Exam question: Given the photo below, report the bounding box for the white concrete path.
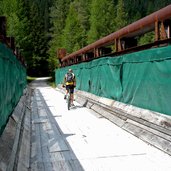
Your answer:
[30,80,171,171]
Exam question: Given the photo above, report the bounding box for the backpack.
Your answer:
[66,72,74,83]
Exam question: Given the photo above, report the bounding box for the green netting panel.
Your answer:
[0,43,26,135]
[56,45,171,116]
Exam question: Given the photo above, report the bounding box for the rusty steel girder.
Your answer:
[61,5,171,64]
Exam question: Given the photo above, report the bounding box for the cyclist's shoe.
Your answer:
[64,95,66,99]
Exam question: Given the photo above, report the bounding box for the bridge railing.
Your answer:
[59,5,171,67]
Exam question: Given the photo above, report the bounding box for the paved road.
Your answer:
[30,78,171,171]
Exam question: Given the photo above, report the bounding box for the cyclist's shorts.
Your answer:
[66,85,75,94]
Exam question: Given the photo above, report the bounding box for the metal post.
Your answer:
[155,21,159,41]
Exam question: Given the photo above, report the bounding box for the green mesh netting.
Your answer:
[0,43,26,135]
[55,45,171,116]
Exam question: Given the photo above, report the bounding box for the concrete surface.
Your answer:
[29,79,171,171]
[1,78,171,171]
[70,86,171,156]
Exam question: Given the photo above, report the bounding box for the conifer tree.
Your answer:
[48,0,71,73]
[62,0,90,53]
[27,1,50,76]
[115,0,128,30]
[87,0,116,44]
[0,0,18,37]
[0,0,2,15]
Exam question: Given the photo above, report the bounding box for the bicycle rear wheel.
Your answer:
[67,94,71,110]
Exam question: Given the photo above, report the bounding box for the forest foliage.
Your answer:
[0,0,171,76]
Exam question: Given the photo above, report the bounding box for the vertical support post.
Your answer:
[99,48,102,56]
[114,39,118,52]
[168,25,170,38]
[155,21,159,41]
[118,38,122,51]
[160,21,167,40]
[114,38,122,52]
[93,48,95,57]
[57,48,66,65]
[82,54,85,61]
[96,48,100,57]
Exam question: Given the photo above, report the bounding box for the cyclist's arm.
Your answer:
[73,76,76,87]
[63,75,67,87]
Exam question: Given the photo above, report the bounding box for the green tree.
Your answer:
[115,0,128,30]
[48,0,71,72]
[14,0,34,76]
[146,0,171,15]
[124,0,146,24]
[0,0,19,37]
[27,1,50,76]
[62,0,90,53]
[0,0,2,15]
[87,0,116,44]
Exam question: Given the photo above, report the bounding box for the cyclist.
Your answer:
[63,69,76,106]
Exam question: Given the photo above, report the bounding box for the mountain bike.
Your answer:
[66,88,72,110]
[63,84,74,110]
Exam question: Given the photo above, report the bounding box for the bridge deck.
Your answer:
[29,79,171,171]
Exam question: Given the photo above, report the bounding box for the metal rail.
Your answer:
[60,5,171,67]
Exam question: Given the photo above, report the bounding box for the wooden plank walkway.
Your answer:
[30,79,171,171]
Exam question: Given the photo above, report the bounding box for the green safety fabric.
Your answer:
[0,43,26,135]
[55,45,171,116]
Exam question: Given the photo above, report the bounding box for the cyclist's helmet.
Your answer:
[68,68,72,72]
